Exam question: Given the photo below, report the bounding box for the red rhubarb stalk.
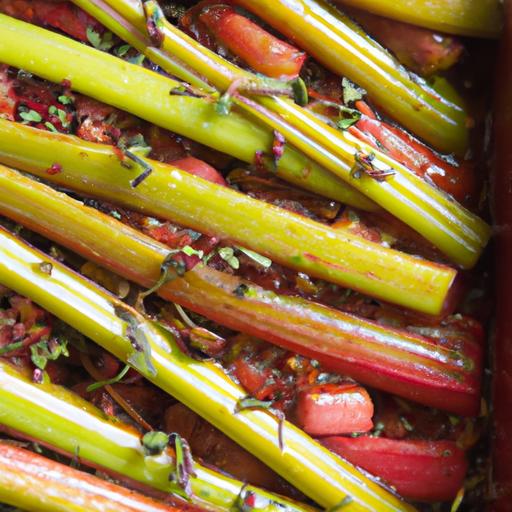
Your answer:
[321,436,468,503]
[0,165,481,415]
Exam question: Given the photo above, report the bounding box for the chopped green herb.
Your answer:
[291,77,309,107]
[127,53,146,66]
[19,110,42,123]
[0,340,24,356]
[182,245,204,259]
[30,337,69,370]
[236,247,272,269]
[86,363,130,392]
[142,431,169,456]
[115,44,131,57]
[86,27,102,49]
[218,247,239,269]
[216,92,233,116]
[58,95,73,105]
[56,108,69,127]
[86,27,115,51]
[49,106,69,127]
[342,77,366,105]
[44,121,58,133]
[337,112,361,130]
[236,397,273,412]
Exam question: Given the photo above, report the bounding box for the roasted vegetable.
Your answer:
[0,165,481,414]
[71,0,491,267]
[0,442,191,512]
[232,0,470,155]
[0,360,312,512]
[0,226,415,510]
[0,121,460,315]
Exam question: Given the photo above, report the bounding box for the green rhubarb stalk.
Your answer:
[69,1,490,268]
[0,120,457,315]
[71,0,246,91]
[0,442,186,512]
[332,0,503,38]
[0,13,371,210]
[0,165,480,415]
[0,228,415,511]
[0,361,312,512]
[232,0,469,155]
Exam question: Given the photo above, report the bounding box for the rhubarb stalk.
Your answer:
[71,0,491,268]
[0,164,481,415]
[0,121,458,315]
[0,227,415,511]
[0,360,312,512]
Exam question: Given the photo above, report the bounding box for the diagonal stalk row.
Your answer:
[0,119,458,315]
[0,227,414,511]
[0,12,371,210]
[0,360,312,512]
[0,12,491,268]
[70,0,490,268]
[232,0,469,155]
[0,442,191,512]
[0,164,481,415]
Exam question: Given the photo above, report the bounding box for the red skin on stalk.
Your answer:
[342,6,463,76]
[182,1,306,79]
[321,436,467,502]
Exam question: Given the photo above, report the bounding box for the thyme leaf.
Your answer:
[30,337,69,370]
[142,431,169,456]
[290,77,309,106]
[19,109,42,123]
[86,28,115,51]
[236,247,272,269]
[342,77,366,105]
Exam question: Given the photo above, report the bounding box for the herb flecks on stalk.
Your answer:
[0,360,315,512]
[63,2,371,208]
[0,165,481,415]
[0,227,416,510]
[68,1,490,267]
[0,118,458,315]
